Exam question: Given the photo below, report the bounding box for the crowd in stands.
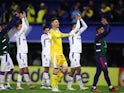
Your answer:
[0,0,124,24]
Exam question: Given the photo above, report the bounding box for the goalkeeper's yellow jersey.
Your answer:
[49,29,68,55]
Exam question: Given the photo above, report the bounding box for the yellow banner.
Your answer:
[8,66,119,85]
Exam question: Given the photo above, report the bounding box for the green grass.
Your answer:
[1,84,124,93]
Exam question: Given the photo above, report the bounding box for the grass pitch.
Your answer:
[0,84,124,93]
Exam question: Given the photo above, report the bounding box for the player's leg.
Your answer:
[57,55,68,83]
[16,53,24,90]
[71,52,87,90]
[41,53,46,89]
[41,67,51,89]
[16,68,23,90]
[51,68,59,91]
[5,53,14,90]
[67,52,76,90]
[0,71,5,90]
[22,54,35,89]
[67,68,76,90]
[91,55,102,92]
[41,54,51,89]
[51,54,60,91]
[0,54,10,90]
[75,67,88,90]
[101,56,119,92]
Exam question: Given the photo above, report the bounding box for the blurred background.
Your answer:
[0,0,124,67]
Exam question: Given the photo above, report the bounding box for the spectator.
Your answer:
[110,3,118,22]
[58,8,69,23]
[100,3,111,20]
[36,3,46,23]
[27,3,35,23]
[88,0,98,21]
[51,9,59,19]
[2,8,12,23]
[115,0,124,21]
[42,8,52,25]
[10,1,18,13]
[0,3,6,23]
[82,5,94,21]
[71,5,81,23]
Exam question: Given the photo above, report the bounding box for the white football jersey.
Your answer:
[69,19,88,53]
[15,18,29,54]
[41,34,50,55]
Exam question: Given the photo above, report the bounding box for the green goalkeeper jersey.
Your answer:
[94,37,107,56]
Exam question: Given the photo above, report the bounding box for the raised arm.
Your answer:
[96,18,111,41]
[96,24,111,41]
[21,11,29,30]
[16,12,29,36]
[69,14,81,36]
[1,14,19,36]
[76,18,88,36]
[71,19,80,33]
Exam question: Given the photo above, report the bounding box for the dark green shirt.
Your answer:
[0,34,10,55]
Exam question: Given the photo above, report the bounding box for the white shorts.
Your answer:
[42,53,51,67]
[0,53,14,72]
[69,52,81,68]
[17,53,28,69]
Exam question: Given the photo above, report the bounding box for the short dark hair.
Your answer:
[96,25,102,32]
[50,17,58,24]
[43,26,49,30]
[71,23,76,30]
[15,19,22,28]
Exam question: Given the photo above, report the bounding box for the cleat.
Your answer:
[67,87,76,90]
[28,85,36,89]
[52,88,61,92]
[47,85,52,89]
[5,85,13,90]
[80,86,88,90]
[109,87,119,92]
[40,85,47,89]
[91,88,101,92]
[16,86,24,90]
[0,86,8,90]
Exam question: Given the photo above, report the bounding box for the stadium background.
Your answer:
[0,0,124,86]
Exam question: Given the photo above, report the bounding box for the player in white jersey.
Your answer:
[67,14,88,90]
[40,26,52,89]
[15,11,35,90]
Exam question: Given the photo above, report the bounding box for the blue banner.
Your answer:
[10,25,124,43]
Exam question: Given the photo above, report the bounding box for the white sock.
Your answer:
[17,74,22,87]
[44,72,50,86]
[109,85,113,89]
[76,75,83,89]
[41,72,46,86]
[92,86,96,89]
[67,75,73,88]
[0,75,4,87]
[24,74,30,86]
[6,74,12,86]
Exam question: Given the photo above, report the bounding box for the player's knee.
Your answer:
[44,67,49,73]
[62,66,68,72]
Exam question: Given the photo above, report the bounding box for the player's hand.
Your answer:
[76,14,81,20]
[23,11,26,18]
[19,13,23,19]
[101,18,108,25]
[69,31,76,36]
[15,12,20,17]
